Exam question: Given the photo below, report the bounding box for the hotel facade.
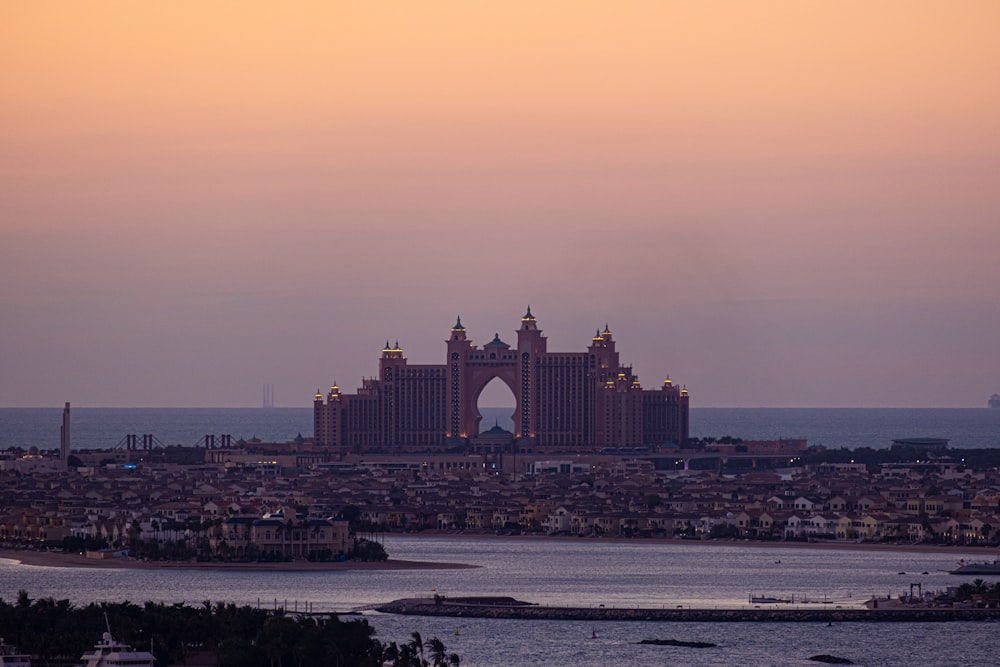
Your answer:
[314,309,688,453]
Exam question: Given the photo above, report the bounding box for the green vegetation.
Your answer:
[1,592,458,667]
[352,538,389,561]
[708,523,741,539]
[949,579,1000,604]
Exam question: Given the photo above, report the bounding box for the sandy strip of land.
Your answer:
[396,531,1000,556]
[0,549,477,571]
[3,537,994,571]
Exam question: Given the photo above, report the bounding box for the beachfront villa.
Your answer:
[212,511,349,560]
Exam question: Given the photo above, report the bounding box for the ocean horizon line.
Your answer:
[1,405,993,410]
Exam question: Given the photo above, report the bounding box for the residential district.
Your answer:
[2,434,1000,559]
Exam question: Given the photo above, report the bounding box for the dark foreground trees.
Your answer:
[0,592,458,667]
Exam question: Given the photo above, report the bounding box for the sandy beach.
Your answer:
[3,536,994,572]
[399,531,1000,556]
[0,549,478,571]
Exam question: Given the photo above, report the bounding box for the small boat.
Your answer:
[0,638,31,667]
[77,622,154,667]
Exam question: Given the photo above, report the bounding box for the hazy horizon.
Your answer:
[2,3,998,409]
[2,403,996,411]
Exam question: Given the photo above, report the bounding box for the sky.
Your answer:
[1,1,998,409]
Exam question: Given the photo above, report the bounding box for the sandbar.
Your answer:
[394,531,1000,556]
[0,549,477,571]
[3,536,994,572]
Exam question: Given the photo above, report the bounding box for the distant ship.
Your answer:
[990,394,1000,409]
[949,558,1000,575]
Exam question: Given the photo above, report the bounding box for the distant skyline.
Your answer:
[2,2,998,409]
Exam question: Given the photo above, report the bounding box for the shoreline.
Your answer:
[390,531,1000,557]
[3,535,995,571]
[0,549,478,572]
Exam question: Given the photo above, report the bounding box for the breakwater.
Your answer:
[374,597,1000,622]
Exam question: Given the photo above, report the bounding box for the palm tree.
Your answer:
[395,642,420,667]
[127,520,142,550]
[424,637,447,666]
[309,523,322,560]
[408,631,425,666]
[382,641,399,664]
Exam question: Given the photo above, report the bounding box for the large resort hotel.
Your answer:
[314,309,689,454]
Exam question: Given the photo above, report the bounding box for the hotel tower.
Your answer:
[314,309,688,453]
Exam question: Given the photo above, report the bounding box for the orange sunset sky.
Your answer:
[1,1,998,408]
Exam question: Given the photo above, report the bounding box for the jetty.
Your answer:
[374,596,1000,623]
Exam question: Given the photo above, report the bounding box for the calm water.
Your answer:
[1,538,997,666]
[1,407,998,450]
[692,407,1000,450]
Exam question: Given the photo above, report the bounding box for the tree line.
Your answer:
[0,592,458,667]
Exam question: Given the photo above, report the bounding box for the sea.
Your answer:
[1,537,997,666]
[1,406,999,451]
